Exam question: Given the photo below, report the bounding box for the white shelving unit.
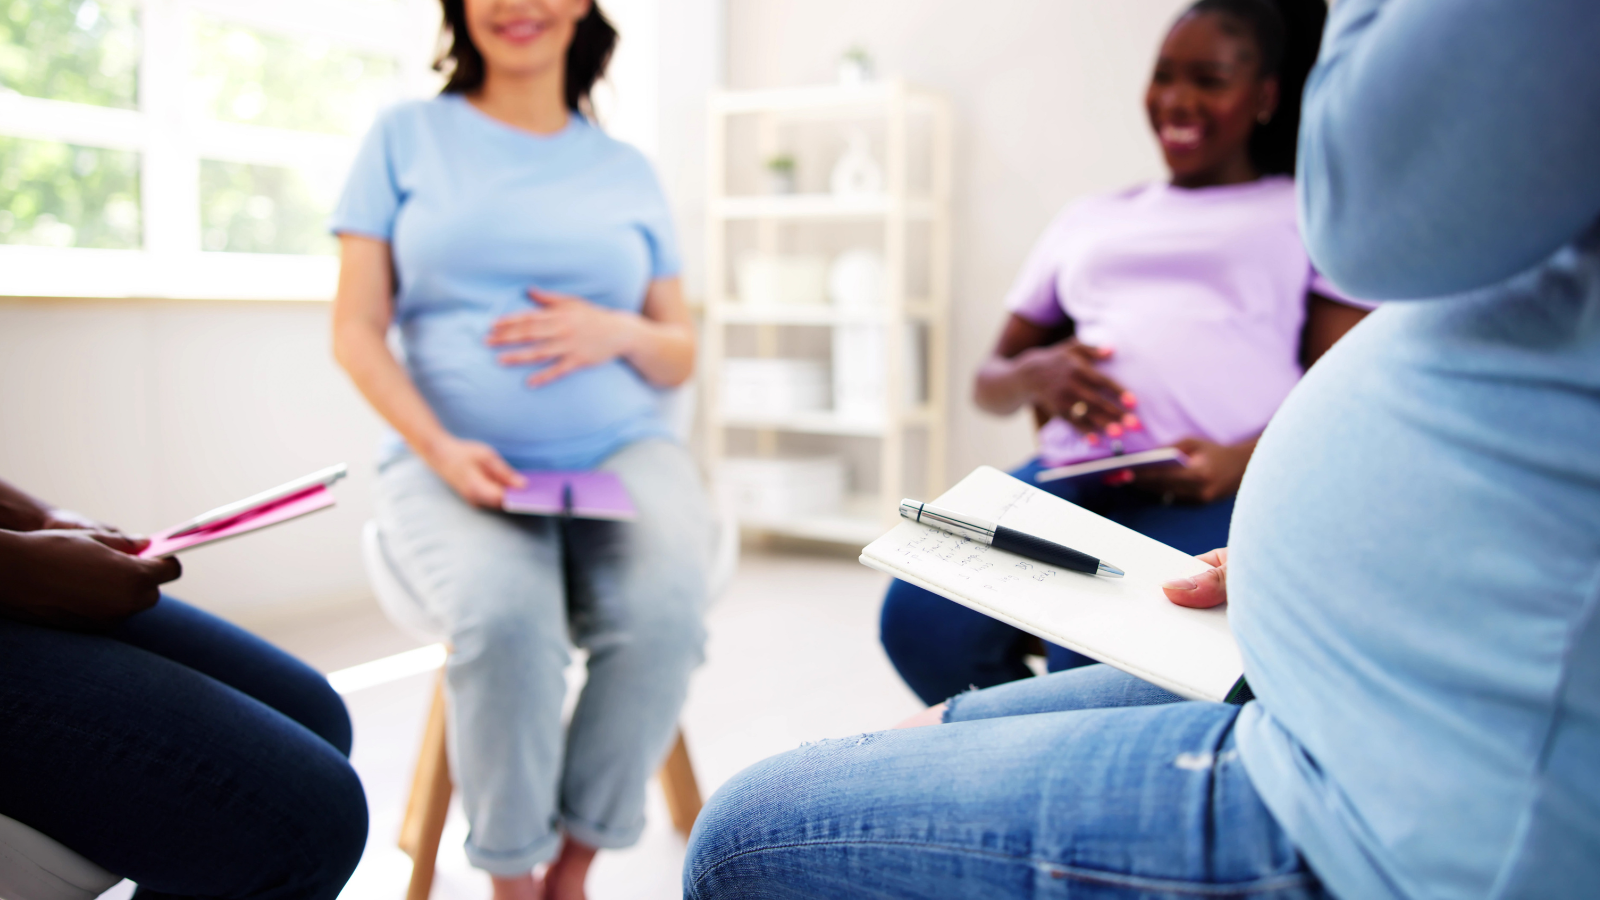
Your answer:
[703,80,953,546]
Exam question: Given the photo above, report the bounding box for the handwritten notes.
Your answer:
[861,466,1243,702]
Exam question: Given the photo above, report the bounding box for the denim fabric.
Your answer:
[374,437,710,875]
[880,458,1235,705]
[944,662,1185,723]
[0,596,366,899]
[685,667,1324,899]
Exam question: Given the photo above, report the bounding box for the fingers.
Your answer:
[87,531,147,555]
[1162,559,1227,608]
[527,358,581,387]
[481,452,526,489]
[527,288,580,307]
[140,555,182,585]
[488,315,563,347]
[1197,547,1228,568]
[496,344,562,365]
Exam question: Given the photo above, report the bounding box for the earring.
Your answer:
[1258,110,1273,124]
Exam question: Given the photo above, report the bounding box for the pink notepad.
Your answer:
[502,471,636,521]
[140,485,337,558]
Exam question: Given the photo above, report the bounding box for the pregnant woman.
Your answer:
[880,0,1371,705]
[331,1,709,897]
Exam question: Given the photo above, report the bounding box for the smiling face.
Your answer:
[462,0,592,86]
[1146,10,1279,188]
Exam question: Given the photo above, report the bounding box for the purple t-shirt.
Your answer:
[1006,176,1367,466]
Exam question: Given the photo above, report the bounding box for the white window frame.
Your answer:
[0,0,441,301]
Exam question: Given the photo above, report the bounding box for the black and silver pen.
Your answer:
[899,499,1125,578]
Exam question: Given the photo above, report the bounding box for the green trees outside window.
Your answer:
[193,17,399,137]
[200,161,335,256]
[0,137,141,249]
[0,0,140,108]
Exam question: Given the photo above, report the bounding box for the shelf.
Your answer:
[712,193,936,221]
[712,302,935,325]
[737,493,891,546]
[711,82,944,116]
[718,407,934,436]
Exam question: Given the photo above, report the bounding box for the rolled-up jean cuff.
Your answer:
[465,832,562,877]
[562,811,646,851]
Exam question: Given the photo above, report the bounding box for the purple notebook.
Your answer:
[502,470,637,521]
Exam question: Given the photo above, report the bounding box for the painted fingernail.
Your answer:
[1163,577,1198,591]
[1121,391,1138,408]
[1085,433,1101,446]
[1123,413,1141,431]
[1105,423,1124,438]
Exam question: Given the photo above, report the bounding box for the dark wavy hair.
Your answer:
[1183,0,1327,176]
[434,1,618,115]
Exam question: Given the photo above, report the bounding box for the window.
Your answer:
[0,0,440,299]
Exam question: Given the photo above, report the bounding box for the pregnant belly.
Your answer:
[407,334,659,449]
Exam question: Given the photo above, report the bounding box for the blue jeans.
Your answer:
[881,458,1236,705]
[375,437,711,875]
[685,665,1326,899]
[0,596,366,899]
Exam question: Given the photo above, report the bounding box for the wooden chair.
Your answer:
[397,666,702,900]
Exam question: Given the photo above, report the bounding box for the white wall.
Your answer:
[724,0,1190,478]
[0,298,384,626]
[597,0,724,299]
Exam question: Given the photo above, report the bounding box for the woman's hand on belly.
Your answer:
[1131,435,1257,504]
[1018,339,1131,432]
[422,435,526,508]
[488,288,638,387]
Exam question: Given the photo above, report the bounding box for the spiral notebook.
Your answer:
[859,466,1245,703]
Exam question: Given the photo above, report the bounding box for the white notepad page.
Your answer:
[860,466,1243,702]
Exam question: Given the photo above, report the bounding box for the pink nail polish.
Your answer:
[1120,391,1138,408]
[1105,423,1124,438]
[1123,413,1141,431]
[1085,433,1101,446]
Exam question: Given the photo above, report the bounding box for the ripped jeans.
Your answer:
[684,664,1328,899]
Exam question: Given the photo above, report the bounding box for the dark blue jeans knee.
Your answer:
[0,596,367,899]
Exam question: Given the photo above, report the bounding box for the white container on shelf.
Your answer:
[719,455,847,521]
[720,358,830,417]
[831,323,924,420]
[827,249,885,309]
[735,255,828,306]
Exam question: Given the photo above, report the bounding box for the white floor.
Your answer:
[107,549,921,900]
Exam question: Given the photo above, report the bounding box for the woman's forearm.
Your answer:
[615,313,696,388]
[974,351,1042,416]
[333,324,455,463]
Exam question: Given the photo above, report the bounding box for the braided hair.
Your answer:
[1183,0,1327,175]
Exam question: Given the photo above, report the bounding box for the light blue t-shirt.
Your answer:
[331,95,680,470]
[1230,1,1600,898]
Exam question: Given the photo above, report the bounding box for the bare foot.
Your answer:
[544,836,598,900]
[893,702,948,729]
[491,871,541,900]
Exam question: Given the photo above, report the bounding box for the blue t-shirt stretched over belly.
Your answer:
[330,95,678,470]
[1231,1,1600,898]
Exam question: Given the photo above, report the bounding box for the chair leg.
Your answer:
[658,728,702,838]
[401,669,453,900]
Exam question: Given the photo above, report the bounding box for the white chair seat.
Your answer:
[0,813,119,900]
